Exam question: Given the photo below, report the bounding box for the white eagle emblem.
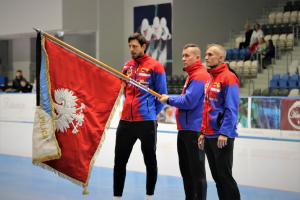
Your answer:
[53,88,86,134]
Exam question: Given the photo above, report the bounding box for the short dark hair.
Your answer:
[128,32,148,47]
[183,43,200,49]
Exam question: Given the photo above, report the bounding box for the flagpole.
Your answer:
[33,28,162,99]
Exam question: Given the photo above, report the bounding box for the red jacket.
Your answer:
[121,55,167,121]
[201,63,240,138]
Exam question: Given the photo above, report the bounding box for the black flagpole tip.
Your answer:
[33,27,41,33]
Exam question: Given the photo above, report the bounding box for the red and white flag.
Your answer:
[32,33,122,192]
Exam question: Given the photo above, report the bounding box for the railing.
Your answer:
[286,51,293,73]
[258,53,263,73]
[267,65,274,88]
[244,79,255,96]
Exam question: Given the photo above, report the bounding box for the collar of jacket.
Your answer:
[208,63,228,77]
[183,60,204,76]
[134,54,149,65]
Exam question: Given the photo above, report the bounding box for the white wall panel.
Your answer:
[0,0,63,36]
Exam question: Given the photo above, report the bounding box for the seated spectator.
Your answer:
[239,23,253,49]
[249,23,264,48]
[19,80,33,93]
[12,70,28,91]
[249,38,259,58]
[257,37,267,66]
[262,39,275,68]
[257,37,267,54]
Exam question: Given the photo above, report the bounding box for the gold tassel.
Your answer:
[82,186,89,195]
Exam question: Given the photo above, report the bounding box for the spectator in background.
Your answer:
[257,37,267,54]
[262,39,275,68]
[12,70,27,91]
[249,23,264,48]
[19,79,33,93]
[249,38,259,58]
[239,23,253,49]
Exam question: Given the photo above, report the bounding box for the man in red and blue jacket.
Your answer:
[113,33,167,200]
[200,44,240,200]
[159,44,210,200]
[120,54,166,121]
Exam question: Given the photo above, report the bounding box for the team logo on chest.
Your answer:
[209,82,221,101]
[126,67,133,77]
[211,82,221,92]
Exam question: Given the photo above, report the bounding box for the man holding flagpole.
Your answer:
[113,33,167,200]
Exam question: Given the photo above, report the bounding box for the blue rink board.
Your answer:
[0,154,299,200]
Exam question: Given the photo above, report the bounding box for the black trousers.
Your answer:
[113,120,157,196]
[205,138,240,200]
[177,130,207,200]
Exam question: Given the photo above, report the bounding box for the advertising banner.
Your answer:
[280,99,300,131]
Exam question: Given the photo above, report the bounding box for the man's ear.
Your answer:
[219,55,225,63]
[142,43,147,50]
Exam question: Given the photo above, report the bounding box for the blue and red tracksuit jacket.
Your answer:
[168,61,211,132]
[201,63,240,138]
[120,54,167,121]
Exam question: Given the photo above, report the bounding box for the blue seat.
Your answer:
[270,80,279,89]
[226,49,233,61]
[282,73,289,80]
[279,74,289,89]
[0,76,8,89]
[288,74,300,89]
[272,74,281,80]
[240,48,250,60]
[232,48,239,61]
[279,79,288,88]
[270,74,280,89]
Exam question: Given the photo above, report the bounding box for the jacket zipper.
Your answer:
[147,97,150,113]
[183,78,190,126]
[130,88,135,121]
[186,111,188,125]
[204,79,213,133]
[130,66,137,121]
